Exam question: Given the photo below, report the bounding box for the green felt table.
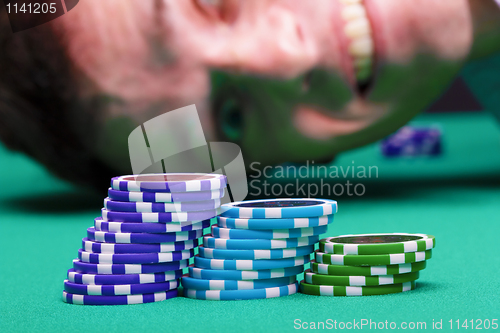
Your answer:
[1,112,500,332]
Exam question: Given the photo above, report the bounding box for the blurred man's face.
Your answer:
[55,0,473,170]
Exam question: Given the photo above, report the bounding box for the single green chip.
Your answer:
[311,260,427,276]
[299,280,417,296]
[315,249,432,266]
[319,233,435,255]
[304,270,419,286]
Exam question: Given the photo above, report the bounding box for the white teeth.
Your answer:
[344,18,371,39]
[341,0,374,83]
[349,36,373,57]
[339,0,362,5]
[341,4,367,21]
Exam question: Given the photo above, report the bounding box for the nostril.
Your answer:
[296,24,304,43]
[193,0,222,21]
[220,0,240,24]
[193,0,240,24]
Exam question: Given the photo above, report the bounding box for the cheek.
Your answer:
[369,0,472,64]
[55,0,211,104]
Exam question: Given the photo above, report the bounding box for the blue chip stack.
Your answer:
[181,198,337,301]
[62,173,227,305]
[381,125,442,157]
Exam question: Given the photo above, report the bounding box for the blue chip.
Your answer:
[188,265,305,280]
[203,235,320,250]
[193,255,310,271]
[211,224,328,239]
[198,245,314,260]
[183,282,298,300]
[217,215,334,230]
[220,198,337,219]
[181,275,295,290]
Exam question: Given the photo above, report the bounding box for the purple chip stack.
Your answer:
[62,173,226,305]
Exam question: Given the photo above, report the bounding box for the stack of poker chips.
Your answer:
[62,173,227,306]
[181,198,338,301]
[300,233,435,296]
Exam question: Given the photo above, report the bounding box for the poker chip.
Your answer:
[319,234,435,255]
[87,227,203,244]
[104,197,222,213]
[380,126,442,158]
[94,218,211,234]
[210,224,328,240]
[77,248,194,264]
[110,173,227,193]
[72,259,189,275]
[217,215,334,230]
[185,197,334,300]
[300,280,416,296]
[101,208,220,223]
[108,188,225,203]
[203,235,320,250]
[81,238,198,254]
[67,269,183,285]
[64,279,179,296]
[193,255,310,271]
[302,234,435,297]
[62,173,229,305]
[181,275,296,291]
[220,198,337,219]
[183,281,298,300]
[198,245,315,260]
[63,289,178,305]
[315,249,432,266]
[188,265,305,280]
[304,270,420,286]
[311,260,427,276]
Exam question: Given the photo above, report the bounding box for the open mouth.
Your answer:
[339,0,375,94]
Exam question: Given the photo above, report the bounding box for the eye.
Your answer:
[219,98,243,141]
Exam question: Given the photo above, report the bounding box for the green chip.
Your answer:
[319,233,435,255]
[315,249,432,266]
[299,280,417,296]
[311,260,427,276]
[304,270,419,286]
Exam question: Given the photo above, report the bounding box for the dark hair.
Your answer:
[0,10,114,190]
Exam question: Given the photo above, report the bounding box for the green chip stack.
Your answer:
[300,233,435,296]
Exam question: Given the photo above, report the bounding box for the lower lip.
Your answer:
[294,105,371,140]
